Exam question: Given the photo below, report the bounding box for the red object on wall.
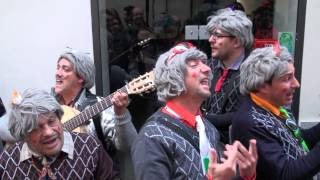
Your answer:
[254,39,279,49]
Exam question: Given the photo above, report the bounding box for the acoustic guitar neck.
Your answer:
[63,86,128,131]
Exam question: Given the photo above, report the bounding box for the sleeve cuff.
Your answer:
[114,109,131,125]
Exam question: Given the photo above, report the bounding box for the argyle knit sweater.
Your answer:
[131,110,221,180]
[0,132,118,180]
[232,96,320,180]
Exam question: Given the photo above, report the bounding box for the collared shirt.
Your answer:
[250,93,283,118]
[163,101,202,129]
[215,53,245,70]
[20,131,74,163]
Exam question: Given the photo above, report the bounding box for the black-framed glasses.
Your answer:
[209,32,235,39]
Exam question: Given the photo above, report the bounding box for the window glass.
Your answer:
[100,0,299,130]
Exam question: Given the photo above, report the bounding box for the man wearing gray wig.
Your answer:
[59,51,95,89]
[53,50,137,179]
[9,89,64,140]
[132,42,257,180]
[232,46,320,179]
[1,88,118,179]
[203,7,254,144]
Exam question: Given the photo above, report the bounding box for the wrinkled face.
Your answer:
[263,63,300,107]
[55,58,83,96]
[184,59,211,101]
[25,112,64,156]
[208,28,236,60]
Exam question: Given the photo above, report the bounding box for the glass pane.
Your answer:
[101,0,300,128]
[240,0,298,54]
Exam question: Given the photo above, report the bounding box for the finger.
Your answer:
[237,142,250,158]
[225,144,233,151]
[236,150,247,164]
[249,139,258,159]
[210,148,218,164]
[236,158,248,169]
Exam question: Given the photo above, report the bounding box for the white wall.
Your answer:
[299,0,320,122]
[0,0,93,124]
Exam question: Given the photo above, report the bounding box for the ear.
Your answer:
[233,37,242,48]
[258,82,271,95]
[77,77,84,85]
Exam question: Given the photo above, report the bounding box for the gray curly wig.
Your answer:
[154,43,210,101]
[207,8,253,50]
[240,46,294,95]
[58,51,95,89]
[9,88,64,140]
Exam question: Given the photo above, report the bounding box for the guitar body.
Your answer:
[61,105,88,133]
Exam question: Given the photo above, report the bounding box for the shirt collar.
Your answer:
[20,131,74,163]
[216,53,245,70]
[53,88,84,107]
[250,93,283,118]
[163,101,201,129]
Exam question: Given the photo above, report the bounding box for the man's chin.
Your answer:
[54,86,62,94]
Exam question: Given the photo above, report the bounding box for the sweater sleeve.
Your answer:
[131,132,172,180]
[113,108,137,152]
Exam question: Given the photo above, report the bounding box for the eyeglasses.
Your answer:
[167,42,194,64]
[209,32,235,39]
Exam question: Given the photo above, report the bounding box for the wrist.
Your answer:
[115,110,128,119]
[241,172,256,180]
[114,110,131,125]
[206,174,213,180]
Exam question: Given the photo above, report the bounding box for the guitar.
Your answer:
[61,70,155,132]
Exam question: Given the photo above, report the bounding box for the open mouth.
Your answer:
[42,134,59,145]
[200,78,210,88]
[56,79,63,84]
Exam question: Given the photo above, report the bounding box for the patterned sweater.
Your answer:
[202,58,244,144]
[131,110,220,180]
[0,132,118,180]
[232,96,320,180]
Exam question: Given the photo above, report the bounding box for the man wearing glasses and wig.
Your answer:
[232,46,320,179]
[202,8,254,144]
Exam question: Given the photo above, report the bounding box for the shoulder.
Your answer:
[138,111,169,137]
[134,110,185,148]
[231,97,255,137]
[233,96,253,122]
[0,142,22,164]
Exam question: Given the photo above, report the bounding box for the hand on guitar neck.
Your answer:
[61,70,155,132]
[111,92,129,116]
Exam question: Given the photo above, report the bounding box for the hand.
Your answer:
[207,146,237,180]
[236,139,258,179]
[111,92,129,116]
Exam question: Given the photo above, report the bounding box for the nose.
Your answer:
[209,35,215,43]
[42,124,54,137]
[292,76,300,88]
[56,67,62,77]
[201,63,211,74]
[209,35,216,43]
